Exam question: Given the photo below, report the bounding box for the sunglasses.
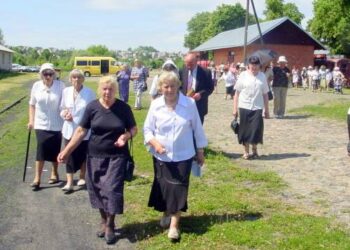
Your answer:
[43,73,54,77]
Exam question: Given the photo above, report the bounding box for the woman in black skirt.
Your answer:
[233,56,270,159]
[60,69,95,192]
[143,71,208,241]
[28,63,65,191]
[57,76,137,245]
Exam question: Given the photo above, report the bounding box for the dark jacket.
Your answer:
[179,66,214,120]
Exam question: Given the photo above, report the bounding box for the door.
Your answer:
[101,60,109,74]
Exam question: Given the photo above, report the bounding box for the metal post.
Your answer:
[251,0,264,45]
[243,0,250,64]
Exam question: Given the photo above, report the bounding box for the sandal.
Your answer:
[30,181,40,191]
[48,176,59,184]
[242,153,250,160]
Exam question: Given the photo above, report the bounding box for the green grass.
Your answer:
[289,101,349,122]
[1,76,350,249]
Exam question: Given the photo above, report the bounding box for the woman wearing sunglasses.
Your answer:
[28,63,65,191]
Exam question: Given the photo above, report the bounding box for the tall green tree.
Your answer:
[184,4,254,50]
[308,0,350,55]
[264,0,304,25]
[202,4,254,42]
[184,12,211,50]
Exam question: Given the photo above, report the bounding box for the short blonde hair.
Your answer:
[157,71,181,92]
[97,76,117,97]
[69,69,85,82]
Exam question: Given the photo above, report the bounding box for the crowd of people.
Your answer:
[26,52,349,245]
[27,53,213,244]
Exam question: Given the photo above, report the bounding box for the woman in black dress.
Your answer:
[57,76,137,244]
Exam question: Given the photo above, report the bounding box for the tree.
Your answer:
[263,0,284,21]
[202,4,254,42]
[184,12,211,50]
[308,0,350,55]
[264,0,304,25]
[184,4,254,50]
[283,3,304,25]
[0,28,4,45]
[86,45,111,56]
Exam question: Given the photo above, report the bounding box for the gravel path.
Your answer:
[204,84,350,227]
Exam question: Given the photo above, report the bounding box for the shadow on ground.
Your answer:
[118,211,262,243]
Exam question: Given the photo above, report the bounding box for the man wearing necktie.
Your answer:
[179,53,213,124]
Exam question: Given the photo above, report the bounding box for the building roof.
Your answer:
[192,17,326,52]
[0,44,14,53]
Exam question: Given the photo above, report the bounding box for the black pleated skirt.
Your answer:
[148,157,192,214]
[238,108,264,145]
[35,129,62,162]
[64,139,88,173]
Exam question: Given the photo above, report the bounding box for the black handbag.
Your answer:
[230,118,239,134]
[124,136,134,182]
[267,85,273,100]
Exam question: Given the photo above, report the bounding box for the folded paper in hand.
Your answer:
[191,160,202,177]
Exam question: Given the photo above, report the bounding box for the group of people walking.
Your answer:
[27,53,214,244]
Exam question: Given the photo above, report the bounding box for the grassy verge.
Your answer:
[1,77,350,249]
[289,100,348,122]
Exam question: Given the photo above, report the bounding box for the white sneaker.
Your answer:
[160,216,171,228]
[62,184,73,191]
[77,179,86,186]
[167,227,180,240]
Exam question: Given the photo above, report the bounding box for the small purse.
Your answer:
[230,118,239,134]
[124,135,134,182]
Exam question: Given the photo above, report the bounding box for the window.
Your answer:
[76,60,88,66]
[91,61,100,66]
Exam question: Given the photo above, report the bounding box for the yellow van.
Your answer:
[74,56,122,77]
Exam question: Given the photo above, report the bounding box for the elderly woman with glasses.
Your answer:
[60,69,96,193]
[28,63,66,191]
[233,56,270,160]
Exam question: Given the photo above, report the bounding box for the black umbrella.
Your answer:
[249,49,278,66]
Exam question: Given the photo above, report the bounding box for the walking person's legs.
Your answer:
[280,87,288,117]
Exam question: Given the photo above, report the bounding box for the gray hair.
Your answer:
[69,69,85,82]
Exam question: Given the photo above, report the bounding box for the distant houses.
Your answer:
[192,17,327,68]
[0,45,14,71]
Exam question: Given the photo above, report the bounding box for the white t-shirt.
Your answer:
[234,71,269,110]
[221,71,236,87]
[29,80,65,131]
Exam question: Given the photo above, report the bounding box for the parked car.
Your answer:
[23,66,40,72]
[11,64,24,72]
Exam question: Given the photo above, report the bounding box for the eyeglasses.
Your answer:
[43,73,54,77]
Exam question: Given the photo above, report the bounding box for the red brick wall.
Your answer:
[213,44,315,69]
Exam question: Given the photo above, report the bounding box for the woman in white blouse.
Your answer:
[233,56,270,160]
[60,69,96,192]
[28,63,65,191]
[143,71,208,241]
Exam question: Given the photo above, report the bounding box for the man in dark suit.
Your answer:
[179,53,214,124]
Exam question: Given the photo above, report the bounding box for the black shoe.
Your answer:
[104,231,117,244]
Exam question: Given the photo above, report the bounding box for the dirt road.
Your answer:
[204,85,350,228]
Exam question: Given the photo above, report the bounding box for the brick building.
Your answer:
[192,17,326,69]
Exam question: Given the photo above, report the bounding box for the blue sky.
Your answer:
[0,0,313,52]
